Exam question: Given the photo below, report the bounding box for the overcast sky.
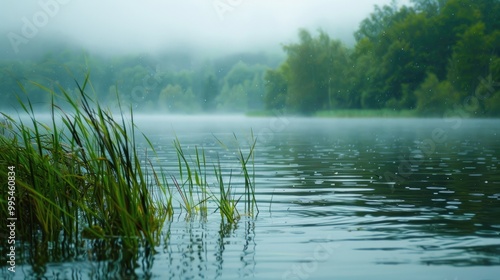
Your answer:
[1,0,412,58]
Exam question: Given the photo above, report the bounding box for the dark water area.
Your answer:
[3,116,500,279]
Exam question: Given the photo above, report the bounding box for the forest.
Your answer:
[0,51,279,113]
[265,0,500,116]
[1,0,499,116]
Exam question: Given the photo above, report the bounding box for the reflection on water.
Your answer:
[157,219,257,279]
[2,117,500,279]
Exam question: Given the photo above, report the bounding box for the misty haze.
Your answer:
[1,0,500,279]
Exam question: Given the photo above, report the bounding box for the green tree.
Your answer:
[247,70,266,110]
[215,84,247,112]
[476,57,500,116]
[484,90,500,116]
[350,38,383,109]
[410,0,446,16]
[158,84,199,113]
[264,63,288,110]
[448,22,490,94]
[283,29,324,113]
[354,1,401,41]
[433,0,482,77]
[282,29,351,113]
[325,40,353,109]
[414,72,461,115]
[216,61,266,112]
[353,3,418,109]
[202,74,218,112]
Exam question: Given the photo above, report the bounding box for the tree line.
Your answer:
[2,0,499,116]
[0,51,276,113]
[264,0,500,116]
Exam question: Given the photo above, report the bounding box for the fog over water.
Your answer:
[1,0,411,58]
[2,2,500,279]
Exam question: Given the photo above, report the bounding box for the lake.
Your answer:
[4,116,500,279]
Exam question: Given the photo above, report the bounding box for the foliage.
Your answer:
[2,0,498,117]
[0,76,259,250]
[0,77,171,247]
[448,22,491,93]
[215,61,267,112]
[0,53,274,114]
[275,29,352,114]
[264,0,500,116]
[158,84,200,113]
[264,63,289,110]
[414,72,461,115]
[170,132,259,223]
[202,74,219,112]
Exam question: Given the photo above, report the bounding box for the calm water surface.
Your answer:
[5,116,500,279]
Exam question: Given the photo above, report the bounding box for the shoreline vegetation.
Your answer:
[262,0,500,116]
[2,0,499,117]
[246,109,420,118]
[0,76,258,251]
[316,109,417,118]
[246,109,495,118]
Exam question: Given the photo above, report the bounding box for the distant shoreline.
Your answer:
[246,109,498,119]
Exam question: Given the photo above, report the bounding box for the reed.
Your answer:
[212,158,240,223]
[168,132,259,223]
[214,133,259,218]
[171,137,210,216]
[0,74,259,252]
[237,131,259,216]
[0,75,171,246]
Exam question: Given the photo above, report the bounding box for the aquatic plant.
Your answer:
[172,137,210,216]
[171,133,258,223]
[0,76,171,247]
[213,133,259,222]
[0,74,259,250]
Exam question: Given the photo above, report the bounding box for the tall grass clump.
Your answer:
[171,137,210,217]
[212,159,240,223]
[0,75,260,258]
[214,132,259,221]
[0,76,171,247]
[163,131,258,223]
[170,133,259,223]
